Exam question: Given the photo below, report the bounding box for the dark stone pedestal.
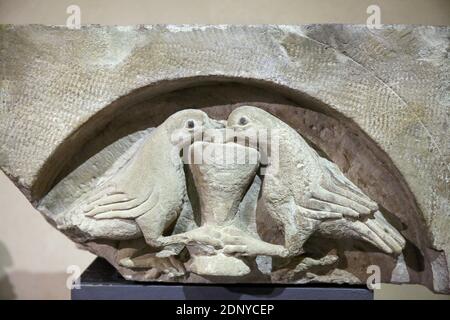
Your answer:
[71,258,373,300]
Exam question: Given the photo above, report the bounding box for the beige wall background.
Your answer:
[1,0,450,25]
[0,0,449,300]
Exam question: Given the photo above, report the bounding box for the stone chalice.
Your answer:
[159,141,288,277]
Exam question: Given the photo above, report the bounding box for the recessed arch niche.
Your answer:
[37,76,441,290]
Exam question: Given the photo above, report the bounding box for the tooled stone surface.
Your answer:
[0,24,448,292]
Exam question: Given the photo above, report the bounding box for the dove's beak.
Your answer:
[201,120,226,143]
[210,119,226,129]
[203,128,230,143]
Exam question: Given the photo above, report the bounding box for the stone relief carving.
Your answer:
[48,106,406,282]
[1,25,448,293]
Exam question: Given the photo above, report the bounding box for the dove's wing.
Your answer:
[80,132,183,220]
[303,157,379,219]
[82,183,159,220]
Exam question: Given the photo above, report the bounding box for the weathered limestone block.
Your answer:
[0,24,448,292]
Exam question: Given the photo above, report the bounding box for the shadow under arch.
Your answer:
[33,75,440,290]
[32,75,354,201]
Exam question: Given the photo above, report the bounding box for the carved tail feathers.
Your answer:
[315,157,405,255]
[364,210,405,254]
[317,210,405,255]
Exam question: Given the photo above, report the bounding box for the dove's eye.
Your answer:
[186,120,196,129]
[239,117,249,125]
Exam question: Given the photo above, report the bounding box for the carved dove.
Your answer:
[227,106,406,257]
[80,109,224,247]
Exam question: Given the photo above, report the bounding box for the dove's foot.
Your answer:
[272,254,339,281]
[118,253,185,278]
[156,243,186,258]
[292,255,339,274]
[157,225,289,258]
[222,238,288,258]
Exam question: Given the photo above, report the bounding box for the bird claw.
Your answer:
[292,254,339,274]
[119,253,186,278]
[156,244,185,258]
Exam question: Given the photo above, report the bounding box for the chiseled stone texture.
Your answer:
[0,24,448,291]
